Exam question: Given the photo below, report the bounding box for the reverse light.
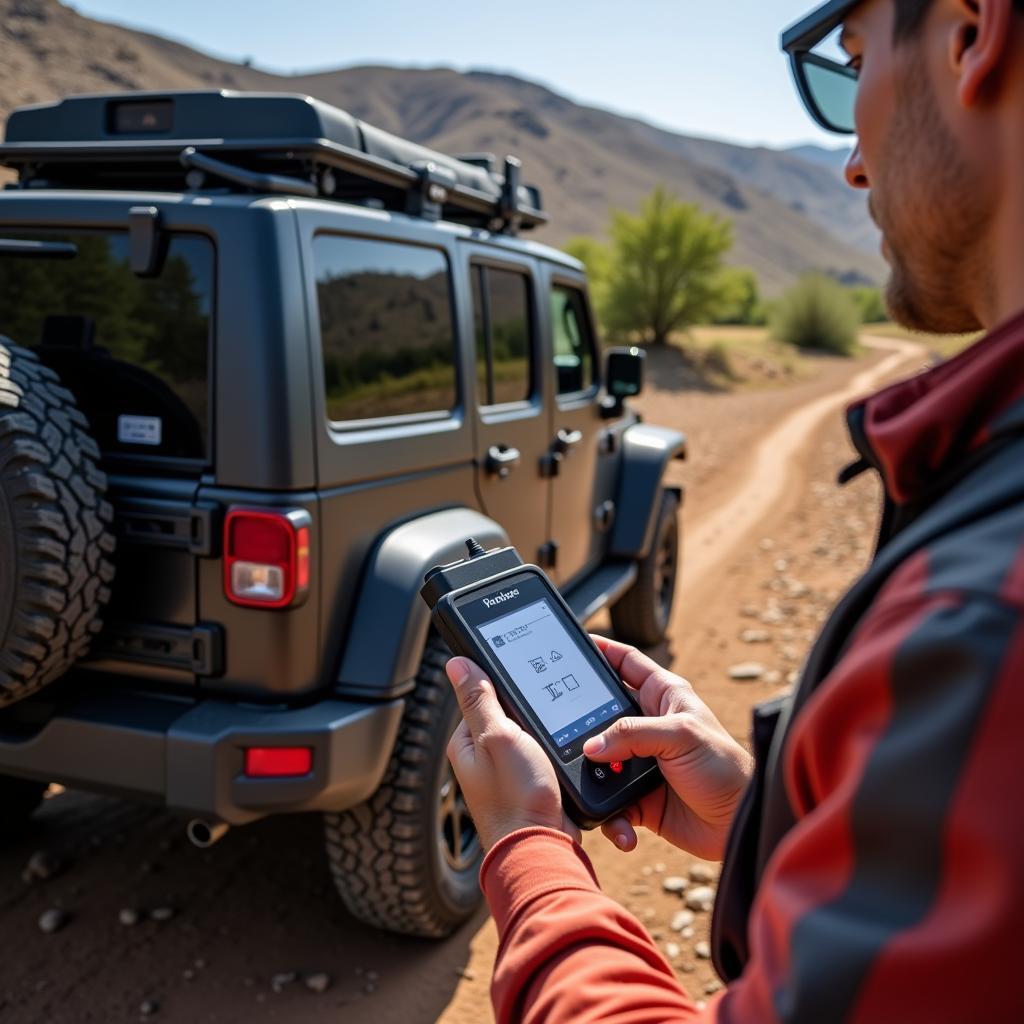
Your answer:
[224,508,311,608]
[244,746,313,778]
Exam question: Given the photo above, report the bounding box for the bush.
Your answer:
[771,274,861,355]
[850,285,887,323]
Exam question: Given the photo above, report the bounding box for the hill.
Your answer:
[0,0,883,293]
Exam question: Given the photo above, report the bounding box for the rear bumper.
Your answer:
[0,690,404,825]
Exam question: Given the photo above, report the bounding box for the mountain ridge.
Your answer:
[0,0,883,293]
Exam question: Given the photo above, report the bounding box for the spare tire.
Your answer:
[0,338,115,706]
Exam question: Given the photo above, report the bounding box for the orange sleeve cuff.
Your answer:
[480,827,601,936]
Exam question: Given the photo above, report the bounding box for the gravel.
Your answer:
[740,629,771,644]
[38,908,69,934]
[25,850,61,881]
[727,663,765,681]
[688,864,715,884]
[271,972,297,993]
[118,907,140,927]
[664,942,681,960]
[304,972,331,994]
[149,907,175,922]
[685,886,716,912]
[695,940,712,959]
[662,876,688,894]
[139,998,159,1016]
[670,909,695,932]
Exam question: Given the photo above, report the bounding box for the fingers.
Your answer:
[601,814,639,852]
[583,714,698,763]
[445,657,507,737]
[591,635,693,717]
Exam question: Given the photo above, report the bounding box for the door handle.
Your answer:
[485,444,521,479]
[553,428,583,455]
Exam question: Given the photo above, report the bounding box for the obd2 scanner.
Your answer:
[421,540,663,829]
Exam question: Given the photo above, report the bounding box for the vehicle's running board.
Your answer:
[564,561,637,624]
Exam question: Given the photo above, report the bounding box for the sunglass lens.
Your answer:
[803,60,857,133]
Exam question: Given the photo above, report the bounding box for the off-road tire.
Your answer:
[324,636,483,937]
[0,776,47,837]
[610,489,680,648]
[0,339,115,707]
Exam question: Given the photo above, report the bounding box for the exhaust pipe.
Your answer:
[186,818,230,848]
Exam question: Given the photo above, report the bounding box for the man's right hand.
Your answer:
[583,636,754,861]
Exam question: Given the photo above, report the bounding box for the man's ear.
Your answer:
[952,0,1015,107]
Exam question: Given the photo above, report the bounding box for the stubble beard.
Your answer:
[871,52,990,334]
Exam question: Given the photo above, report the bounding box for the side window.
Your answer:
[472,264,533,407]
[314,235,457,423]
[551,284,597,396]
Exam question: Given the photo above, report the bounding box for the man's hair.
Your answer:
[894,0,1024,42]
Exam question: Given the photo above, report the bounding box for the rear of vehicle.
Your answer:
[0,191,402,827]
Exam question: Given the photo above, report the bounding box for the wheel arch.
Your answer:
[335,506,509,699]
[609,424,687,560]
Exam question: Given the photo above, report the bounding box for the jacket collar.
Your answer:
[847,310,1024,506]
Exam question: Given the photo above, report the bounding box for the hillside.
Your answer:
[0,0,883,293]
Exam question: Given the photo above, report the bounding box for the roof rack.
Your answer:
[0,90,546,234]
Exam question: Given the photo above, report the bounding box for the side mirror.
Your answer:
[601,346,645,418]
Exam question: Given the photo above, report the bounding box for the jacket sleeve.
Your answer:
[483,587,1024,1024]
[481,827,712,1024]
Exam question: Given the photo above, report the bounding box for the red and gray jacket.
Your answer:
[478,313,1024,1023]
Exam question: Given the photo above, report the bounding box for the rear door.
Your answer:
[0,223,215,684]
[460,247,552,566]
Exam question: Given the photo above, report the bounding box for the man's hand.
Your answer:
[445,656,581,851]
[583,636,753,861]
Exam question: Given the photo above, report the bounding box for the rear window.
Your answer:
[0,229,213,462]
[314,234,458,424]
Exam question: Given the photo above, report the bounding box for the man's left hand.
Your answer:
[445,656,581,851]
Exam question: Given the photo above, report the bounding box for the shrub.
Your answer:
[771,273,861,355]
[850,285,887,323]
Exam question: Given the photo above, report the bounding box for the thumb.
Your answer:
[446,657,506,738]
[583,714,697,762]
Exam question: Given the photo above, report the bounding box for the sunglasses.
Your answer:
[781,0,862,134]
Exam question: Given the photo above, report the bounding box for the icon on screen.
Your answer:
[550,650,563,662]
[492,635,505,648]
[561,674,580,691]
[529,657,547,674]
[543,681,564,700]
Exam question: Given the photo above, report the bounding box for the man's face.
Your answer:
[842,0,991,333]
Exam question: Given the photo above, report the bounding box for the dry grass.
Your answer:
[861,321,981,360]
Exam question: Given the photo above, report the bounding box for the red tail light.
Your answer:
[224,508,311,608]
[244,746,313,778]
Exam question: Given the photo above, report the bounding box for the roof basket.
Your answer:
[0,90,546,234]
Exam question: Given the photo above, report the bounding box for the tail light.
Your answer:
[224,508,311,608]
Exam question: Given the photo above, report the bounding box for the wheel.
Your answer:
[324,635,483,937]
[0,338,116,706]
[0,776,47,838]
[610,489,680,648]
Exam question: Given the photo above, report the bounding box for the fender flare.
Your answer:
[609,423,687,559]
[336,507,509,699]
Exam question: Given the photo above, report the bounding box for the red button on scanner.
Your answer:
[610,761,624,774]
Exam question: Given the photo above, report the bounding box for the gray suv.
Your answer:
[0,90,686,937]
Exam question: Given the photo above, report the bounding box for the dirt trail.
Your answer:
[681,335,923,593]
[0,337,928,1024]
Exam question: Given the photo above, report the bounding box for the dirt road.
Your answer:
[0,336,925,1024]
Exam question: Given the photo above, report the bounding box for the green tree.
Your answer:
[713,267,765,325]
[601,187,735,346]
[771,273,861,355]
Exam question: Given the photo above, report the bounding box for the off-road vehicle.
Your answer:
[0,90,686,937]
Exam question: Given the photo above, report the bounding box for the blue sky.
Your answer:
[70,0,843,150]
